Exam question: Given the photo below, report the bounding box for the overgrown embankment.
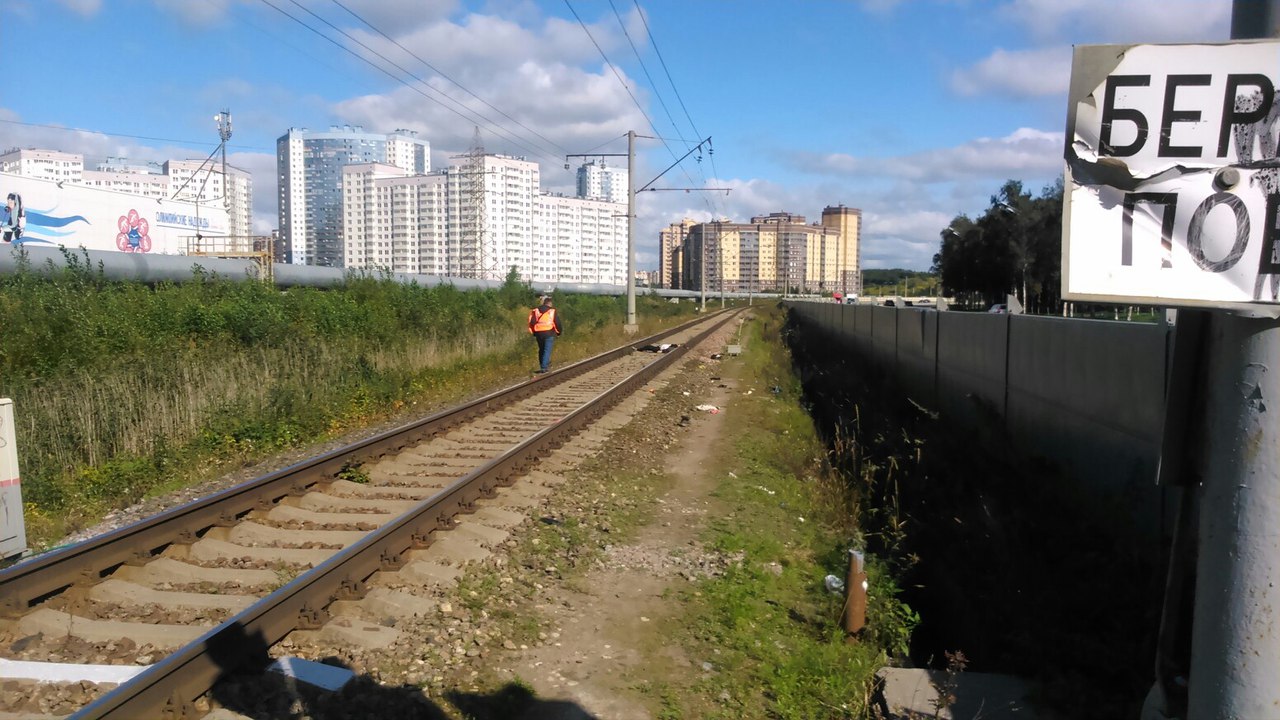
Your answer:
[424,304,918,719]
[0,252,695,546]
[661,305,917,718]
[783,310,1164,716]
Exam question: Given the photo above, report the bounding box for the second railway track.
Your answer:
[0,309,745,719]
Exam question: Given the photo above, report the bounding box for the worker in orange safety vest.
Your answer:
[528,295,562,374]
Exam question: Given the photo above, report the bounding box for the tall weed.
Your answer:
[783,309,1161,716]
[0,258,698,544]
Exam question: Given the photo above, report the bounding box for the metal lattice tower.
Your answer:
[216,110,232,212]
[214,110,237,250]
[463,126,486,279]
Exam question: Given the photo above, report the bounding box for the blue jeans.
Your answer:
[535,334,555,371]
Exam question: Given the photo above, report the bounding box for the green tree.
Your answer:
[933,177,1064,312]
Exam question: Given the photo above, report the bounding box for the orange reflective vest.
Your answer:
[529,307,557,333]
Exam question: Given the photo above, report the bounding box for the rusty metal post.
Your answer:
[843,549,867,636]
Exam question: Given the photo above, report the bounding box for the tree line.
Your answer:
[932,178,1064,312]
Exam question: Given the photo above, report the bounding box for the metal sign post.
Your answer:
[1064,21,1280,717]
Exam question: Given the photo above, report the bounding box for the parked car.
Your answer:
[988,303,1008,314]
[883,299,896,307]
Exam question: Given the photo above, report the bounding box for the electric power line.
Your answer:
[570,0,714,217]
[329,0,571,158]
[0,118,267,153]
[608,0,685,153]
[610,2,718,217]
[277,0,562,162]
[608,0,718,217]
[633,0,702,145]
[632,0,723,207]
[285,0,563,162]
[258,0,563,164]
[563,0,658,139]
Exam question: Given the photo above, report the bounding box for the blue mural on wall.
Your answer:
[2,205,90,245]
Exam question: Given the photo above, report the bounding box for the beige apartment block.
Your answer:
[678,207,860,294]
[658,218,696,289]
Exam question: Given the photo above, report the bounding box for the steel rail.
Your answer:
[70,309,739,719]
[0,312,718,616]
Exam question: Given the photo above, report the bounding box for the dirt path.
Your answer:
[491,338,742,718]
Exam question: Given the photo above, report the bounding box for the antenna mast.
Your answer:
[215,110,233,244]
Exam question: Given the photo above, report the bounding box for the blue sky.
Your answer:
[0,0,1233,270]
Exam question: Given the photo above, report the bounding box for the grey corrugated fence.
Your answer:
[787,301,1174,531]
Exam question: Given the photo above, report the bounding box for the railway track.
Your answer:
[0,309,745,719]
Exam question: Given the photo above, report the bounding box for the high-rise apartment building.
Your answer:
[342,163,447,274]
[576,159,628,204]
[682,210,853,294]
[0,148,83,183]
[658,218,696,289]
[277,126,429,266]
[821,205,862,296]
[341,152,628,286]
[86,158,169,199]
[444,153,539,279]
[166,159,253,242]
[533,193,628,285]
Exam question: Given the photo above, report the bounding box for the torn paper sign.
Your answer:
[1064,41,1280,306]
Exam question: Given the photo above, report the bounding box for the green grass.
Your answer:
[785,308,1162,717]
[661,305,916,719]
[1,256,700,547]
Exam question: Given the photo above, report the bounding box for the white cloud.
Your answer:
[1004,0,1231,44]
[152,0,227,26]
[949,2,1230,101]
[638,128,1067,273]
[794,127,1063,184]
[333,9,644,167]
[858,0,906,15]
[950,46,1071,98]
[633,175,953,274]
[332,0,461,33]
[54,0,99,16]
